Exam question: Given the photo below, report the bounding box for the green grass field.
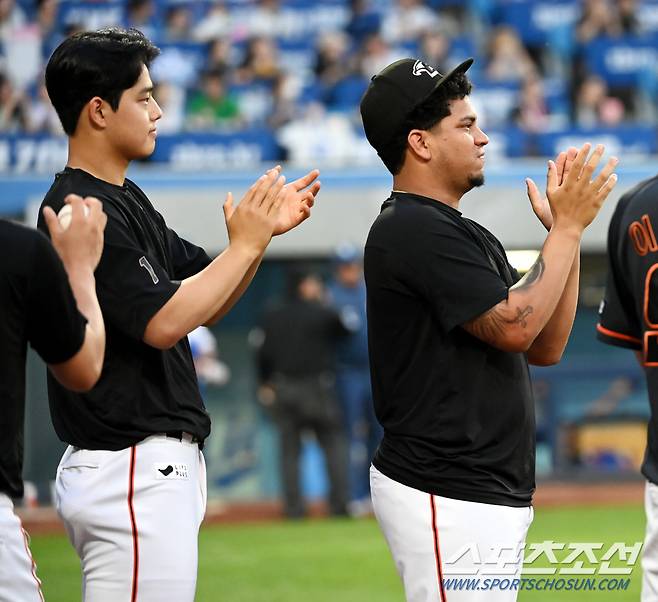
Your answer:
[30,504,646,601]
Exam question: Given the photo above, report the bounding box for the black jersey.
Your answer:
[37,167,212,450]
[365,192,535,507]
[0,220,86,497]
[598,175,658,485]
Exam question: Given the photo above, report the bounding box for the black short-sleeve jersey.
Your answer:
[37,168,212,450]
[365,192,535,507]
[0,220,86,497]
[598,175,658,484]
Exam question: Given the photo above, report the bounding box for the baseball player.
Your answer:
[0,194,106,602]
[597,176,658,601]
[37,28,320,602]
[360,57,618,601]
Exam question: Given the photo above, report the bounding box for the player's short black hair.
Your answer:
[45,27,160,135]
[378,72,472,176]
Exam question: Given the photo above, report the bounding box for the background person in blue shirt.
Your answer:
[328,243,382,515]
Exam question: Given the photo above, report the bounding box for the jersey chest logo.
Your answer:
[153,463,189,480]
[139,256,159,284]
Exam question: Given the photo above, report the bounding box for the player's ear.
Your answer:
[87,97,108,130]
[407,129,431,162]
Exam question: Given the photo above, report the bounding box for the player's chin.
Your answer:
[467,171,485,189]
[132,141,157,160]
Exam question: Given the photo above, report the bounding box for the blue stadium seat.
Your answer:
[583,35,658,89]
[325,75,369,112]
[496,0,579,48]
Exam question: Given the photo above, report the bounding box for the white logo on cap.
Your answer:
[412,60,440,78]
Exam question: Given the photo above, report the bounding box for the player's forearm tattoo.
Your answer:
[513,305,533,327]
[512,255,545,291]
[465,304,534,340]
[464,256,541,341]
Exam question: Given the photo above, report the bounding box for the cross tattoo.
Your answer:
[513,306,533,328]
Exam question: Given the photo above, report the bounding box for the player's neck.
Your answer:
[67,137,129,187]
[393,171,461,210]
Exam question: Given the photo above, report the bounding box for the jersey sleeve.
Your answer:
[597,194,643,351]
[26,232,87,364]
[93,204,180,340]
[165,227,212,280]
[411,219,510,333]
[597,267,642,350]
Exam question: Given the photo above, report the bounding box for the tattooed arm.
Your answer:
[462,227,580,355]
[526,252,580,365]
[463,142,617,361]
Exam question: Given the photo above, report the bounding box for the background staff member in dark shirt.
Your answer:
[360,57,618,602]
[597,177,658,602]
[1,194,106,602]
[256,270,350,519]
[37,28,320,602]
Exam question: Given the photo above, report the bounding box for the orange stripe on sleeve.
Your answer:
[596,323,642,345]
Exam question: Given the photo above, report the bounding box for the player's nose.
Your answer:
[475,126,489,147]
[151,98,163,122]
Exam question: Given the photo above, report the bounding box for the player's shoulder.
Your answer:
[0,218,47,248]
[0,219,57,272]
[616,174,658,215]
[42,167,120,212]
[368,192,461,243]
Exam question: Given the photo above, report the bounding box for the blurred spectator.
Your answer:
[618,0,640,34]
[357,33,403,78]
[0,0,655,161]
[163,4,193,42]
[267,73,300,129]
[485,26,537,82]
[419,30,450,73]
[0,0,26,41]
[255,269,350,519]
[236,36,282,87]
[380,0,439,44]
[247,0,288,39]
[0,72,28,132]
[124,0,157,41]
[193,3,234,42]
[277,102,369,165]
[35,0,59,54]
[327,245,382,517]
[510,76,550,133]
[345,0,381,43]
[186,68,241,131]
[315,31,351,88]
[153,80,185,134]
[232,36,283,123]
[574,74,625,127]
[150,44,203,88]
[26,81,62,134]
[576,0,622,44]
[205,38,234,73]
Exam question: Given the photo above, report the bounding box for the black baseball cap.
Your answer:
[360,57,473,154]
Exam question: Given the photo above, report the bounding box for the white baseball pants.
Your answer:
[370,465,533,602]
[0,494,43,602]
[643,481,658,601]
[55,434,207,602]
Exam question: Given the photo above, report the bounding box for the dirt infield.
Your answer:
[17,480,645,536]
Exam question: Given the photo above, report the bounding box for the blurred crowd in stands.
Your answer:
[2,0,658,160]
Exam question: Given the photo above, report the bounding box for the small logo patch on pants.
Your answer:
[153,463,189,480]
